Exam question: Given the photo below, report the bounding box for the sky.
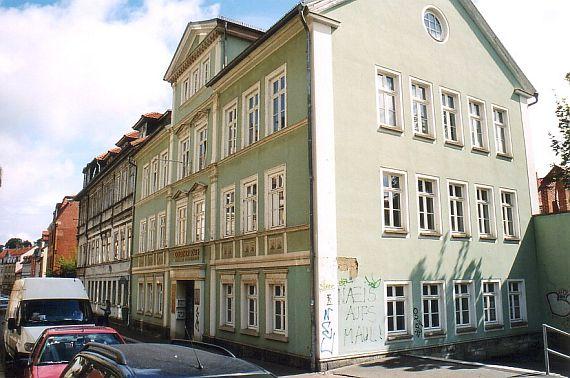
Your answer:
[0,0,568,243]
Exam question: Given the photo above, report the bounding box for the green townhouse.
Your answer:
[131,0,543,370]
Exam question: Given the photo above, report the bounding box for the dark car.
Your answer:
[60,341,276,377]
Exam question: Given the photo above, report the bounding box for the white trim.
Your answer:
[499,188,521,240]
[439,87,464,146]
[375,65,405,132]
[481,279,504,330]
[452,279,477,333]
[473,184,497,240]
[384,280,413,338]
[219,274,235,328]
[241,274,259,331]
[415,173,442,236]
[409,76,436,139]
[220,184,236,239]
[447,179,472,238]
[467,96,490,152]
[420,280,447,335]
[380,167,409,236]
[506,279,528,325]
[422,5,450,44]
[194,122,208,173]
[265,272,288,337]
[241,82,261,148]
[264,63,287,136]
[491,104,513,157]
[221,98,239,159]
[191,192,206,243]
[240,174,259,235]
[264,165,287,230]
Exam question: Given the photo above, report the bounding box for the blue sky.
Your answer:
[0,0,568,244]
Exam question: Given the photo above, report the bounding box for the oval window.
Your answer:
[423,10,446,42]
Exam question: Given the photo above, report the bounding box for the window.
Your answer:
[267,66,286,134]
[151,158,159,194]
[158,212,167,249]
[156,280,163,316]
[423,9,447,42]
[242,178,258,234]
[137,281,144,312]
[222,188,235,237]
[376,68,401,129]
[179,137,191,179]
[139,220,147,253]
[382,170,407,232]
[176,202,187,246]
[242,277,258,331]
[411,80,433,137]
[126,224,132,258]
[148,216,156,252]
[193,198,206,242]
[493,107,510,155]
[441,90,461,144]
[243,85,260,147]
[182,78,190,103]
[454,281,475,330]
[417,177,439,234]
[223,102,238,157]
[469,99,488,150]
[385,283,410,336]
[449,182,469,236]
[266,168,286,229]
[500,190,518,239]
[192,68,200,94]
[508,280,527,324]
[482,281,502,328]
[141,164,150,198]
[201,58,210,85]
[271,284,287,334]
[220,277,235,327]
[146,282,153,315]
[160,151,169,189]
[422,282,444,333]
[195,126,207,171]
[476,186,495,238]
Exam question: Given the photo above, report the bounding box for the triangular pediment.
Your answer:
[171,190,189,200]
[189,182,208,193]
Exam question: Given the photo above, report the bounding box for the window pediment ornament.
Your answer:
[174,109,210,136]
[189,182,208,194]
[170,190,189,201]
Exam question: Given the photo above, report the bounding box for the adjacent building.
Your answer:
[76,112,171,322]
[47,196,79,275]
[0,247,34,294]
[538,165,570,214]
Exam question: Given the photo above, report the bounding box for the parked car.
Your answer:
[0,294,9,312]
[21,326,125,378]
[60,341,276,377]
[4,278,94,360]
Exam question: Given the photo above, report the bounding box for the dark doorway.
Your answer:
[184,281,195,340]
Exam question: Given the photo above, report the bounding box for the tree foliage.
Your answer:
[48,257,77,278]
[550,73,570,187]
[5,238,32,249]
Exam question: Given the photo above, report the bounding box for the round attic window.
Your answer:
[423,8,448,42]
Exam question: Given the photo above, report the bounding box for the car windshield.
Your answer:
[21,299,94,326]
[38,333,122,365]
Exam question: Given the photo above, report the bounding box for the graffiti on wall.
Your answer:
[338,276,383,353]
[320,293,336,356]
[413,308,423,338]
[547,289,570,318]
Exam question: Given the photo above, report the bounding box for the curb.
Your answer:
[407,354,550,376]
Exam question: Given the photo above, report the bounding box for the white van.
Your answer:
[3,278,94,359]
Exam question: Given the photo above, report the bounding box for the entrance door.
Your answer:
[185,281,195,340]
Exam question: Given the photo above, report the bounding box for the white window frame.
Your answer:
[468,97,489,151]
[381,168,409,235]
[155,277,164,317]
[453,280,476,332]
[146,280,154,315]
[440,87,464,145]
[192,195,206,243]
[220,185,236,238]
[220,275,235,328]
[492,105,512,157]
[178,135,191,180]
[139,219,147,253]
[241,175,258,234]
[265,165,286,230]
[194,124,208,172]
[137,280,145,313]
[474,184,496,239]
[151,157,159,194]
[265,64,287,136]
[421,281,446,334]
[160,150,169,189]
[175,200,188,246]
[222,99,238,158]
[375,66,404,131]
[482,280,503,329]
[384,281,412,338]
[201,58,210,86]
[148,216,156,252]
[157,211,167,249]
[181,76,191,104]
[500,189,520,240]
[242,82,261,147]
[191,67,200,95]
[141,164,150,198]
[416,174,441,236]
[447,180,471,237]
[265,272,288,336]
[409,77,435,139]
[507,279,527,325]
[241,274,259,331]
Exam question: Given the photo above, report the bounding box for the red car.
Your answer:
[22,326,125,378]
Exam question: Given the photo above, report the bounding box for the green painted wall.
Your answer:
[323,0,540,355]
[534,213,570,332]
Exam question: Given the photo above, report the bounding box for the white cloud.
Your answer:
[0,0,219,243]
[473,0,570,176]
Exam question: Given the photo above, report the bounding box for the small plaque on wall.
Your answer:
[242,239,257,257]
[222,243,233,259]
[268,235,284,255]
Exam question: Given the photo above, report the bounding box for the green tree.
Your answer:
[550,73,570,187]
[5,238,32,249]
[48,257,77,278]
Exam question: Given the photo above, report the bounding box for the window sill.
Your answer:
[504,236,520,243]
[484,323,504,332]
[383,229,408,238]
[471,146,490,154]
[456,326,477,334]
[510,320,528,329]
[419,231,442,238]
[219,325,235,333]
[479,235,497,242]
[378,124,403,134]
[413,133,436,142]
[496,152,513,160]
[424,330,446,339]
[240,328,259,337]
[445,140,464,148]
[154,314,163,319]
[386,333,413,342]
[451,233,471,240]
[264,333,288,343]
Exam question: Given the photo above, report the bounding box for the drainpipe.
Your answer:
[127,157,138,328]
[222,21,228,68]
[528,92,539,107]
[299,5,318,372]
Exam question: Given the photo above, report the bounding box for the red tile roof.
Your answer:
[96,152,108,161]
[130,137,147,147]
[3,247,34,257]
[143,112,163,119]
[109,147,121,154]
[125,131,139,139]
